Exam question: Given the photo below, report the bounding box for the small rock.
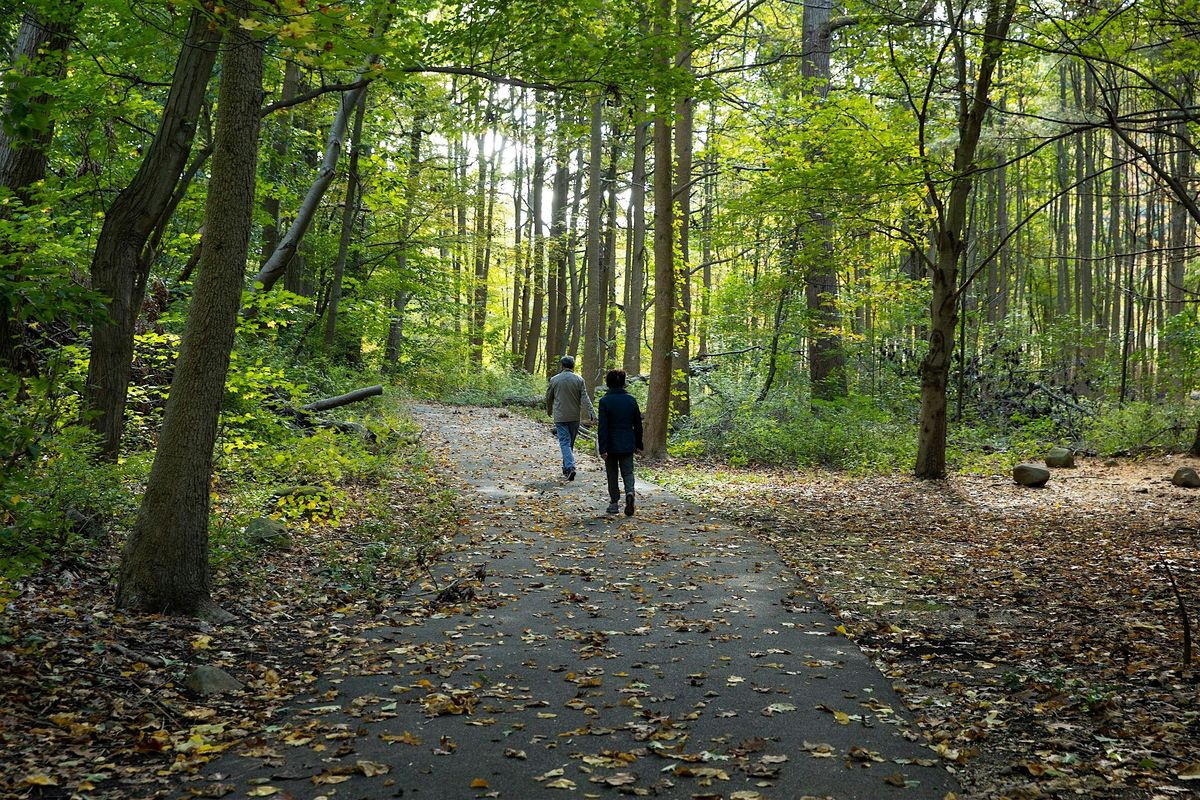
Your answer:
[1045,446,1075,468]
[183,665,243,696]
[1013,464,1050,488]
[246,516,290,549]
[1171,467,1200,488]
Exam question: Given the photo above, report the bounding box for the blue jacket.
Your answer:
[597,388,643,456]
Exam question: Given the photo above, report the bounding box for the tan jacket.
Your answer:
[545,370,596,423]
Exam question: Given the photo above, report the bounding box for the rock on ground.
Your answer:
[1013,463,1050,487]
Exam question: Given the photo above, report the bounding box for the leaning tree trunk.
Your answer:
[116,7,264,617]
[84,7,222,461]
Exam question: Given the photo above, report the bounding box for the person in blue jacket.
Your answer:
[596,369,643,516]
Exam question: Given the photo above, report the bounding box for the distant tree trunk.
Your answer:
[623,118,648,375]
[802,0,845,400]
[671,0,693,417]
[522,105,547,373]
[470,123,489,367]
[323,90,368,347]
[0,2,80,374]
[83,8,221,460]
[581,97,606,389]
[261,60,300,267]
[116,8,264,617]
[698,103,715,359]
[545,136,570,378]
[510,143,526,364]
[566,145,585,357]
[385,111,424,365]
[644,0,675,459]
[603,128,621,368]
[914,0,1016,479]
[252,57,378,294]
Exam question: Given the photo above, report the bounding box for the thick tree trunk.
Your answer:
[116,10,264,617]
[323,90,367,348]
[581,97,606,389]
[84,8,221,460]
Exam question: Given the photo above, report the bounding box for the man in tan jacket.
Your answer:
[545,356,596,480]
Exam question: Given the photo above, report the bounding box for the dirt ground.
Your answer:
[654,454,1200,800]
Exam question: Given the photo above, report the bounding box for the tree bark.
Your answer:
[251,59,378,293]
[624,118,649,375]
[914,0,1016,479]
[384,111,424,365]
[545,135,570,378]
[581,97,606,390]
[323,89,368,347]
[261,60,300,268]
[84,8,221,460]
[644,0,675,459]
[802,0,846,400]
[522,104,547,373]
[116,8,264,617]
[671,0,693,417]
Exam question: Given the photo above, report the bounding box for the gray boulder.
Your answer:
[183,665,243,696]
[1045,446,1075,468]
[1171,467,1200,488]
[1013,463,1050,488]
[246,516,290,549]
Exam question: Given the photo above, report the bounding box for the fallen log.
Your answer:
[302,384,383,413]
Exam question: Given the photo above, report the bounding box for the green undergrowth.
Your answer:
[1,333,458,605]
[666,389,1200,476]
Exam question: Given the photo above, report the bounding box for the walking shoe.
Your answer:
[568,468,577,481]
[624,493,635,516]
[606,502,620,514]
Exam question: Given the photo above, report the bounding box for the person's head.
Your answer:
[559,356,575,371]
[605,369,627,390]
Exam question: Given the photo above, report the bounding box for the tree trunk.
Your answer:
[83,8,221,460]
[545,135,570,378]
[0,4,78,199]
[603,127,621,369]
[323,89,368,348]
[261,60,300,267]
[802,0,846,400]
[581,97,606,389]
[510,138,526,364]
[252,58,378,294]
[671,0,693,417]
[624,118,649,375]
[385,111,424,365]
[914,0,1016,478]
[522,105,547,373]
[644,4,675,459]
[116,9,264,617]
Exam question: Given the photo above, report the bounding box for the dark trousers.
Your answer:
[605,453,635,502]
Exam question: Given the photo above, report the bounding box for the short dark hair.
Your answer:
[605,369,626,389]
[560,356,575,369]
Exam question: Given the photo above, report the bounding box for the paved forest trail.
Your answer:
[195,404,958,800]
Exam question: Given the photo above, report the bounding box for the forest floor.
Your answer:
[653,454,1200,799]
[3,406,1197,800]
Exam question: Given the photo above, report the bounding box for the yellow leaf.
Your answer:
[470,778,489,789]
[23,775,58,787]
[246,787,278,797]
[191,634,213,650]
